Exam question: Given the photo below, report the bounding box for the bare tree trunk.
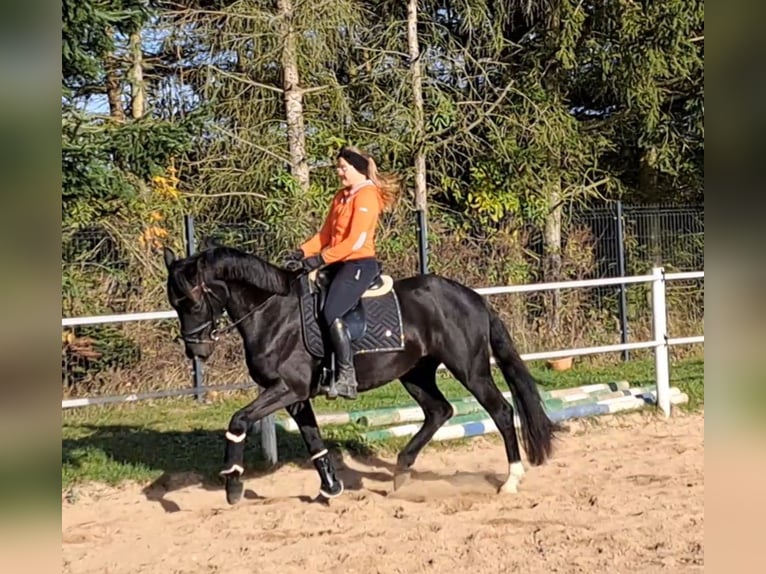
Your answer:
[104,32,125,124]
[407,0,426,212]
[278,0,310,191]
[129,31,145,119]
[408,0,429,273]
[543,5,563,331]
[543,177,563,330]
[103,26,125,172]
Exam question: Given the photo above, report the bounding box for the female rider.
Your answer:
[286,146,400,399]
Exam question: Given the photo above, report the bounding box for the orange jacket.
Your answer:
[300,181,384,265]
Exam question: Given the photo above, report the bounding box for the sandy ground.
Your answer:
[61,410,703,574]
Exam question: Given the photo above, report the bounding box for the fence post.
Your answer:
[615,201,630,361]
[182,214,278,463]
[183,214,205,402]
[416,209,428,274]
[259,405,278,467]
[651,266,671,417]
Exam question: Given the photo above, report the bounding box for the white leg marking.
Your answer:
[310,449,329,461]
[320,479,344,499]
[219,464,244,476]
[498,462,525,494]
[225,431,246,443]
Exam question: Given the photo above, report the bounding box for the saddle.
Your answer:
[306,268,394,340]
[297,267,405,360]
[308,268,394,298]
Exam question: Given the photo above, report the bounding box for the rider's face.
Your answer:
[336,158,367,188]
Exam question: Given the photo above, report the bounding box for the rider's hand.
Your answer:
[301,253,325,272]
[283,249,304,271]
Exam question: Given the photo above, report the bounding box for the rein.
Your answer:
[179,282,271,345]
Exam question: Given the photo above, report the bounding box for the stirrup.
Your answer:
[325,382,357,400]
[317,367,338,400]
[322,379,340,400]
[317,367,348,400]
[330,369,358,400]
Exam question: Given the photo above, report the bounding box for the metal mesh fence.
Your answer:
[61,202,703,398]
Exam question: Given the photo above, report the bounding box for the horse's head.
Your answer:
[163,247,230,361]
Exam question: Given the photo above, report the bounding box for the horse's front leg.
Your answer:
[221,381,302,504]
[286,400,344,499]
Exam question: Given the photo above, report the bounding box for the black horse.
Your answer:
[163,245,559,504]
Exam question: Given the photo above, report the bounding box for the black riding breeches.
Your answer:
[322,257,380,325]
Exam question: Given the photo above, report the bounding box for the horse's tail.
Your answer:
[489,310,559,465]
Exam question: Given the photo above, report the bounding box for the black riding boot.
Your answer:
[327,318,358,400]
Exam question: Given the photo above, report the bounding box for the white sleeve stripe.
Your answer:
[351,231,368,251]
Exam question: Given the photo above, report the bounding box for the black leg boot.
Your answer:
[327,318,358,400]
[312,450,344,498]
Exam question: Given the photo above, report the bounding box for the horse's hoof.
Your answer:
[225,474,244,505]
[497,476,519,495]
[393,469,411,491]
[497,462,524,494]
[320,478,344,499]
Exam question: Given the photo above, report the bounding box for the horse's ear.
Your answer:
[163,247,176,268]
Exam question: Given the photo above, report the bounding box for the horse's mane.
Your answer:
[177,246,291,297]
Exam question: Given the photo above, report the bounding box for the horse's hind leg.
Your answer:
[285,400,344,499]
[442,350,525,494]
[393,358,454,491]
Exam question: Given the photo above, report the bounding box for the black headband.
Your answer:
[337,148,370,176]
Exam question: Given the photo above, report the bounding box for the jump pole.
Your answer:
[276,380,635,432]
[361,389,688,443]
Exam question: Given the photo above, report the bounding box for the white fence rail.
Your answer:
[62,267,704,460]
[62,310,177,327]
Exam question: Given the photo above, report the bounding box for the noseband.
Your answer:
[179,317,219,345]
[178,282,225,345]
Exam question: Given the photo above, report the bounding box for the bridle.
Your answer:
[176,266,304,347]
[178,281,261,346]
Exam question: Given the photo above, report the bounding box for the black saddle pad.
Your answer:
[298,275,405,358]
